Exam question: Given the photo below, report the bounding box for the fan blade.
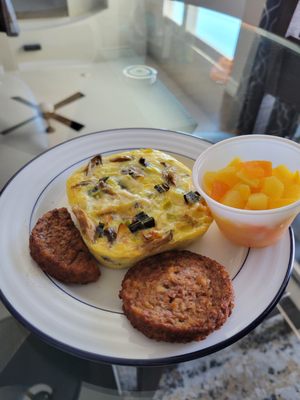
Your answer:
[1,116,38,135]
[51,113,84,131]
[12,96,39,110]
[54,92,84,110]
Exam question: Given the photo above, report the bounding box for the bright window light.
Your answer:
[163,0,185,26]
[188,7,241,59]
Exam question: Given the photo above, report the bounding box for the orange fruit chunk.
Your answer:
[232,183,251,201]
[203,158,300,210]
[273,165,294,186]
[242,161,271,179]
[246,193,269,210]
[262,176,284,200]
[268,198,297,209]
[210,181,230,201]
[222,189,246,209]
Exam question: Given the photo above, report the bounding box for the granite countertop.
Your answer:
[118,312,300,400]
[154,314,300,400]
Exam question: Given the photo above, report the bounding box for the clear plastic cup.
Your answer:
[192,135,300,247]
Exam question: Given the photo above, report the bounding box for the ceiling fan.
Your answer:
[1,92,85,135]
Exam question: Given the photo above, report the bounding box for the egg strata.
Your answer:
[66,149,212,269]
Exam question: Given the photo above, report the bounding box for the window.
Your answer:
[186,6,241,59]
[163,0,185,26]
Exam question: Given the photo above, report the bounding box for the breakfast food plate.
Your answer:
[0,128,294,366]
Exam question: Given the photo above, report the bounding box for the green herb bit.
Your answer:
[88,186,100,197]
[154,183,169,193]
[184,191,201,204]
[128,220,143,233]
[94,222,105,239]
[104,227,117,243]
[139,157,149,167]
[128,212,155,232]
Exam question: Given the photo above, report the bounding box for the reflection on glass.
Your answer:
[189,7,241,59]
[163,0,185,26]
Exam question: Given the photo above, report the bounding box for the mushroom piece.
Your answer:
[121,166,144,179]
[142,230,173,251]
[97,177,115,195]
[72,206,96,242]
[85,155,103,176]
[109,155,134,162]
[71,180,94,189]
[162,167,177,186]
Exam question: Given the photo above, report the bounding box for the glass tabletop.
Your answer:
[1,1,300,398]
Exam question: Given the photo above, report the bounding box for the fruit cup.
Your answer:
[192,135,300,247]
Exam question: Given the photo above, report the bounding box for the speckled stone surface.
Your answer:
[153,315,300,400]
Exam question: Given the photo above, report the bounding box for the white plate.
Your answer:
[0,128,294,366]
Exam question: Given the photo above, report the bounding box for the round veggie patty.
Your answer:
[119,250,234,342]
[30,208,100,284]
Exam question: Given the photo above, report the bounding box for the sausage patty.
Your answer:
[29,208,100,284]
[119,250,234,342]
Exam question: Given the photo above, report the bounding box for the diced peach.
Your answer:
[228,157,242,167]
[204,158,300,211]
[283,184,300,199]
[242,160,272,178]
[293,171,300,185]
[273,165,294,186]
[246,193,269,210]
[259,161,273,176]
[250,161,272,176]
[203,171,217,192]
[243,165,265,179]
[262,176,284,200]
[232,183,251,201]
[236,170,261,189]
[268,198,297,209]
[210,181,230,201]
[222,189,246,209]
[215,166,239,187]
